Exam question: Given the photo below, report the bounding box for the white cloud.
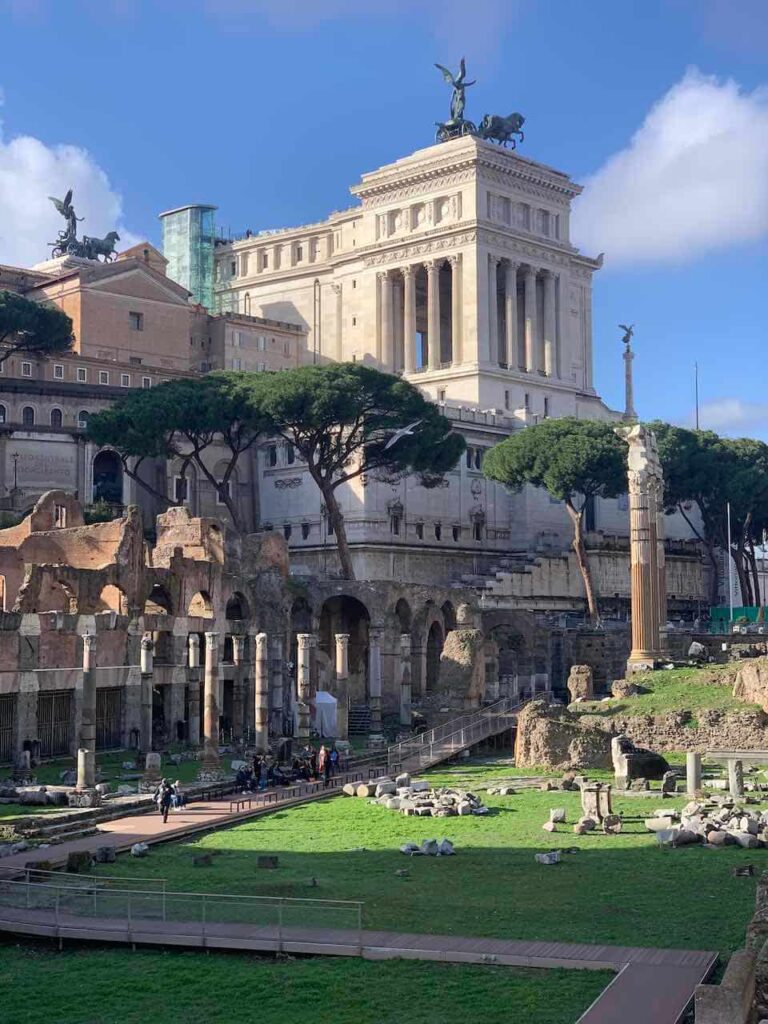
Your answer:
[572,69,768,266]
[0,99,140,268]
[696,398,768,436]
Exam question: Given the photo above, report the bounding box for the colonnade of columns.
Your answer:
[377,255,461,373]
[486,256,562,377]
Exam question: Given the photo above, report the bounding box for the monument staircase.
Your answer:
[347,704,372,736]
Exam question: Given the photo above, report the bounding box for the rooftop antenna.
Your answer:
[694,362,700,430]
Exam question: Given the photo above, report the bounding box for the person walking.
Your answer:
[159,780,173,824]
[318,744,328,788]
[329,744,339,777]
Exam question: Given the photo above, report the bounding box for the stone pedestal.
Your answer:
[686,752,702,795]
[254,632,269,753]
[580,783,612,823]
[728,758,744,800]
[201,631,220,770]
[76,633,97,790]
[368,627,384,741]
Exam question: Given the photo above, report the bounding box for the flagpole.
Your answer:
[727,500,734,629]
[694,362,699,430]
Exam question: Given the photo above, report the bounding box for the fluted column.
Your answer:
[254,632,269,753]
[368,627,383,740]
[269,633,284,737]
[379,271,394,370]
[399,633,412,728]
[426,260,441,370]
[488,255,500,365]
[77,633,97,790]
[504,260,518,369]
[543,270,556,377]
[187,634,201,746]
[402,266,416,372]
[139,633,154,756]
[449,254,461,364]
[332,283,342,362]
[296,633,313,742]
[393,276,404,371]
[523,265,537,373]
[334,632,350,740]
[202,631,220,768]
[231,634,245,743]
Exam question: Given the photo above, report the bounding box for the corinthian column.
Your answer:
[523,265,537,373]
[332,283,343,362]
[202,631,220,768]
[488,255,500,365]
[139,633,154,756]
[543,270,556,377]
[402,266,416,372]
[504,260,518,369]
[187,633,201,747]
[231,634,245,743]
[296,633,313,742]
[269,633,284,737]
[334,633,350,740]
[449,254,461,364]
[379,271,394,370]
[399,633,412,727]
[426,260,441,370]
[254,632,269,753]
[77,632,97,790]
[368,627,383,741]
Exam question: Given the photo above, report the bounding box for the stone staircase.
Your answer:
[348,705,372,735]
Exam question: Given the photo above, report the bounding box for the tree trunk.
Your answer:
[733,543,752,607]
[322,484,355,580]
[748,536,761,607]
[565,498,600,625]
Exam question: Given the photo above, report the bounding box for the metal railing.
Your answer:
[0,877,363,949]
[0,867,166,891]
[387,697,527,775]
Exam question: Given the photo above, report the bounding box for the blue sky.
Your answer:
[0,0,766,432]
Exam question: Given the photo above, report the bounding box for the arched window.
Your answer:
[78,410,90,429]
[243,293,251,315]
[22,406,35,427]
[50,408,63,428]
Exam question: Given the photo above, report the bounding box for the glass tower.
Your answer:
[159,204,217,309]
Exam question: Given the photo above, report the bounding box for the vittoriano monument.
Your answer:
[434,57,525,148]
[48,188,120,262]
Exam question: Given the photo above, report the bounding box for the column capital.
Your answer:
[232,634,246,657]
[140,634,154,652]
[377,269,392,282]
[254,631,268,649]
[188,633,200,648]
[335,632,351,645]
[82,632,97,651]
[447,252,461,268]
[400,264,415,279]
[505,258,520,270]
[400,633,412,650]
[369,626,384,643]
[541,267,555,280]
[297,632,315,650]
[331,282,342,294]
[204,630,219,643]
[524,263,538,276]
[425,258,442,274]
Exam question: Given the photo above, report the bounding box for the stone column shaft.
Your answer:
[402,267,416,372]
[543,270,556,377]
[728,758,744,799]
[335,633,350,740]
[333,283,343,362]
[627,490,658,666]
[77,633,97,790]
[427,261,441,370]
[139,634,154,756]
[187,634,201,747]
[231,634,246,743]
[504,261,518,369]
[623,348,637,420]
[686,752,702,795]
[450,255,461,364]
[270,633,284,737]
[380,272,394,371]
[488,256,499,365]
[368,628,383,739]
[254,632,269,753]
[202,631,220,768]
[296,633,313,742]
[399,633,412,728]
[523,266,537,373]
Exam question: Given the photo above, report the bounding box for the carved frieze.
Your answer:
[274,477,302,490]
[363,230,477,268]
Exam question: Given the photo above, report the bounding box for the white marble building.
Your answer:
[209,135,694,588]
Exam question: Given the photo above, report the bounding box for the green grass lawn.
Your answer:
[0,942,611,1024]
[90,759,757,959]
[570,664,758,721]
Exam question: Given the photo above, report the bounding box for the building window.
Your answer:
[261,252,269,270]
[77,367,87,383]
[326,513,334,536]
[216,480,232,506]
[77,410,90,429]
[543,396,550,418]
[352,316,357,327]
[284,340,290,356]
[300,522,310,540]
[285,445,295,465]
[257,336,266,351]
[53,364,64,380]
[22,406,35,427]
[434,522,442,541]
[295,245,303,262]
[437,389,446,403]
[352,279,357,289]
[389,503,403,535]
[452,525,460,542]
[465,448,473,469]
[99,370,109,385]
[524,392,531,411]
[473,520,483,541]
[504,390,510,410]
[50,408,63,428]
[474,449,482,470]
[268,445,277,467]
[257,362,267,372]
[174,476,189,503]
[415,522,424,540]
[142,377,152,389]
[283,523,292,540]
[128,311,144,331]
[230,260,237,277]
[54,504,67,528]
[21,362,32,377]
[0,405,6,424]
[120,373,130,387]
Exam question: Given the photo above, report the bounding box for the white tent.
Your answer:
[313,690,338,737]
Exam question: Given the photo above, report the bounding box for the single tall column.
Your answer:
[402,266,416,372]
[654,477,669,656]
[187,634,201,747]
[686,752,702,795]
[399,633,412,728]
[334,633,350,740]
[623,345,637,420]
[77,632,97,790]
[393,276,404,371]
[254,632,269,753]
[368,627,384,742]
[504,260,518,369]
[488,255,500,365]
[139,634,154,756]
[449,254,462,364]
[333,283,343,362]
[269,633,284,738]
[202,631,220,769]
[426,260,441,370]
[231,634,246,744]
[543,270,556,377]
[296,633,313,742]
[523,265,537,373]
[380,272,394,370]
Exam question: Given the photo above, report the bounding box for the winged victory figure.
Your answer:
[434,57,475,123]
[619,323,635,347]
[49,188,82,240]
